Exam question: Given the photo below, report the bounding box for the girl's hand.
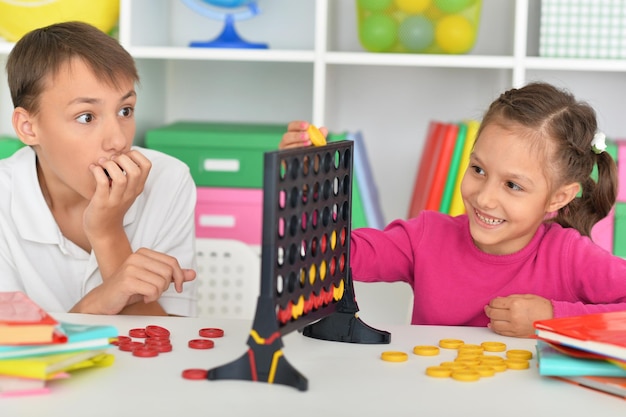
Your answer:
[279,120,328,149]
[484,294,554,338]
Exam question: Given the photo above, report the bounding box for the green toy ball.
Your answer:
[398,15,434,52]
[433,0,476,14]
[358,0,394,13]
[359,13,398,52]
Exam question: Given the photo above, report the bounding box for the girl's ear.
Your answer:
[12,107,38,146]
[547,182,580,212]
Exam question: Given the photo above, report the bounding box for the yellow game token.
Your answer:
[451,369,481,382]
[488,361,508,372]
[469,365,496,377]
[438,338,464,349]
[455,358,481,367]
[481,341,507,352]
[413,345,440,356]
[426,366,452,378]
[439,361,467,370]
[307,124,327,147]
[458,343,484,354]
[381,351,409,362]
[506,349,533,360]
[504,359,530,370]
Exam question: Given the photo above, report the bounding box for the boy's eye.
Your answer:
[77,113,93,124]
[119,107,134,117]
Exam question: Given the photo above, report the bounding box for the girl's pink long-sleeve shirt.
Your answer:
[351,211,626,326]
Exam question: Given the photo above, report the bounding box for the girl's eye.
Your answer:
[471,165,485,175]
[77,113,93,124]
[506,181,522,191]
[119,107,134,117]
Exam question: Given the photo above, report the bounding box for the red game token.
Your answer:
[132,346,159,358]
[129,328,147,338]
[119,341,144,352]
[188,339,215,349]
[145,337,171,346]
[198,328,224,338]
[111,335,133,346]
[145,325,170,338]
[152,343,173,353]
[182,368,208,380]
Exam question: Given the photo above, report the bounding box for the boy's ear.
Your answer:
[12,107,38,146]
[548,182,580,212]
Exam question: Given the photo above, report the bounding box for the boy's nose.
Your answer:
[103,121,128,151]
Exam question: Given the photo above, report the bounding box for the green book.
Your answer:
[439,122,468,214]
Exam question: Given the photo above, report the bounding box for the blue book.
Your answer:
[537,340,626,377]
[0,322,117,360]
[349,131,385,229]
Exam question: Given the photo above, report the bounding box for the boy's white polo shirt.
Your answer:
[0,146,197,316]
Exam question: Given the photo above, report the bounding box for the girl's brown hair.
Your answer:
[6,21,139,114]
[477,82,617,237]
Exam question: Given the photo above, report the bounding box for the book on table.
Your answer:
[0,321,117,360]
[555,375,626,399]
[536,340,626,377]
[0,349,113,379]
[534,311,626,362]
[0,291,59,345]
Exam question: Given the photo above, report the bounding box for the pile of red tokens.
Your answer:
[112,325,173,358]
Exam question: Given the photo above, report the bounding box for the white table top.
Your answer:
[1,313,624,417]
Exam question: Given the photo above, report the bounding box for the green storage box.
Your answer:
[145,121,348,189]
[614,202,626,259]
[145,122,284,188]
[0,136,24,159]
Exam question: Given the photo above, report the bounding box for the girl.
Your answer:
[280,82,626,338]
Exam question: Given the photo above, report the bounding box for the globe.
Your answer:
[182,0,268,49]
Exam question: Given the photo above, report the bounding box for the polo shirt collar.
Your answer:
[11,147,139,246]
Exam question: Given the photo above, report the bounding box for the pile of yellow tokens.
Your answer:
[381,338,533,382]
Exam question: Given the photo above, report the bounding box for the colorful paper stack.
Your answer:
[0,292,117,397]
[408,120,622,256]
[534,311,626,398]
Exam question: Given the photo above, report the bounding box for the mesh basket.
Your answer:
[356,0,482,54]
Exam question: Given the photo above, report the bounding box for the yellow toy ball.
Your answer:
[0,0,119,42]
[394,0,431,14]
[435,14,476,54]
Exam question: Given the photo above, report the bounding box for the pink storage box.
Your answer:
[195,187,263,246]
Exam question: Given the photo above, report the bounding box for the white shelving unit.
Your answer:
[1,0,625,323]
[2,0,626,224]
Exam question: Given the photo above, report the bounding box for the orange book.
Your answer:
[534,311,626,362]
[0,292,58,345]
[424,123,459,211]
[407,121,446,218]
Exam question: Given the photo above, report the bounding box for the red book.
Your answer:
[0,292,58,345]
[555,375,626,399]
[534,311,626,362]
[407,121,446,218]
[425,123,459,212]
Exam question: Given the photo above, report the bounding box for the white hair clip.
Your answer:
[591,132,607,154]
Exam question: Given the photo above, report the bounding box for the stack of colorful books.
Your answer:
[534,311,626,398]
[0,292,117,397]
[408,120,480,219]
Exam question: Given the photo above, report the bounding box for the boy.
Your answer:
[1,21,197,316]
